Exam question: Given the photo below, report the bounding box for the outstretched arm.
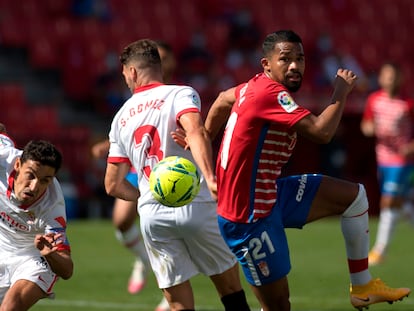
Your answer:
[293,69,357,143]
[179,112,217,200]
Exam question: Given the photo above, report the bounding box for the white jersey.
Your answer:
[108,83,212,207]
[0,134,70,258]
[107,83,237,289]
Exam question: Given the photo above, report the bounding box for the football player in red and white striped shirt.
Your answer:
[205,30,410,311]
[361,62,414,266]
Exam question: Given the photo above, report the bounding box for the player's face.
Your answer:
[378,64,401,93]
[13,159,55,205]
[262,41,305,92]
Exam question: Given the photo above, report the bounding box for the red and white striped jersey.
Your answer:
[216,73,310,223]
[363,90,414,166]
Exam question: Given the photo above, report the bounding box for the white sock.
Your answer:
[372,207,401,254]
[115,225,150,265]
[341,184,372,285]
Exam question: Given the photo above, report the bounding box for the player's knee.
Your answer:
[342,184,368,217]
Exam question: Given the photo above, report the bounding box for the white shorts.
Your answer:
[0,254,58,303]
[139,201,237,289]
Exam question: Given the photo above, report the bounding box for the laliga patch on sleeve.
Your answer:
[277,91,298,113]
[191,93,200,105]
[0,135,14,148]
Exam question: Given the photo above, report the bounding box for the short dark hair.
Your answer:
[20,140,62,173]
[119,39,162,70]
[262,30,302,57]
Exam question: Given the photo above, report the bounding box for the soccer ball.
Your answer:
[149,156,200,207]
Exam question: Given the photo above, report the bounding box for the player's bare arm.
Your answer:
[171,87,236,150]
[360,119,375,137]
[399,140,414,157]
[293,68,357,144]
[91,139,110,158]
[170,128,188,149]
[179,112,217,199]
[34,234,73,280]
[105,162,140,202]
[204,87,237,141]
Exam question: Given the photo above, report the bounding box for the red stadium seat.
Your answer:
[28,36,59,70]
[0,84,27,108]
[0,14,27,47]
[43,0,72,17]
[28,106,60,137]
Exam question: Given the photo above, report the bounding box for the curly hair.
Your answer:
[20,140,62,173]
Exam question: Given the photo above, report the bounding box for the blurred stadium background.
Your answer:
[1,0,413,219]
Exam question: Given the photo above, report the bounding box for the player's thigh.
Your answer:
[139,204,199,288]
[183,202,237,277]
[112,198,138,230]
[209,263,243,297]
[1,279,46,311]
[307,175,359,222]
[218,214,290,286]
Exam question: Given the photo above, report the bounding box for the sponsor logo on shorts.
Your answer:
[257,261,270,277]
[38,275,47,284]
[36,257,49,269]
[296,174,307,202]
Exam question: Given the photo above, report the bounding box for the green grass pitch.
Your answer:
[32,217,414,311]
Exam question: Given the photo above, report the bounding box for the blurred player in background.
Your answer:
[360,62,414,265]
[91,42,176,311]
[202,30,410,311]
[0,123,73,310]
[104,39,250,311]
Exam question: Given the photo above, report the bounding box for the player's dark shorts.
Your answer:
[218,174,322,286]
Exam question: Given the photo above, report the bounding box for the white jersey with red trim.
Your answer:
[108,83,212,207]
[0,134,70,258]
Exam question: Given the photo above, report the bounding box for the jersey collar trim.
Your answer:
[133,83,164,94]
[7,170,15,199]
